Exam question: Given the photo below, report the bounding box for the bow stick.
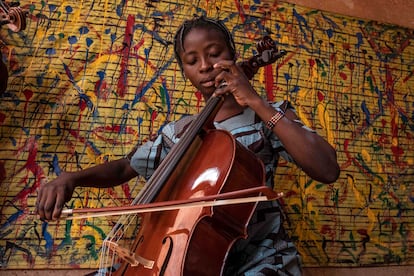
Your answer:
[61,186,283,220]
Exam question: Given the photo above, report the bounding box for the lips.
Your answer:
[201,80,215,88]
[200,77,216,88]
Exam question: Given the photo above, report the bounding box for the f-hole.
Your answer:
[159,236,173,276]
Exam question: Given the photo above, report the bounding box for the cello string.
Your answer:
[99,178,144,274]
[101,212,140,274]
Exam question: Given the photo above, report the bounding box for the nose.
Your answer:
[199,56,213,73]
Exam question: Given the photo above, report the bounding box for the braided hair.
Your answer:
[173,16,236,74]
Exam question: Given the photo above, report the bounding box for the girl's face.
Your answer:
[179,27,234,98]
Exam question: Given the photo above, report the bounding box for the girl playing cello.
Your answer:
[36,16,339,275]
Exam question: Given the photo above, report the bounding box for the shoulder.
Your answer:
[160,114,197,142]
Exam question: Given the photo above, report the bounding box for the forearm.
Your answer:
[274,119,339,183]
[37,158,138,220]
[66,158,138,189]
[248,96,340,183]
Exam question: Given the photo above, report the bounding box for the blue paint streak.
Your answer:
[321,13,340,29]
[68,36,78,44]
[356,32,364,48]
[326,29,333,39]
[293,8,313,43]
[41,222,54,255]
[132,58,174,107]
[291,85,300,93]
[284,73,292,82]
[134,24,172,47]
[52,154,61,176]
[79,26,90,35]
[65,6,73,14]
[0,210,23,231]
[361,100,371,125]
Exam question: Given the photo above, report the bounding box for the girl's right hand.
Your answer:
[36,172,75,221]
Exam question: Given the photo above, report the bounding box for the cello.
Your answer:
[93,36,287,276]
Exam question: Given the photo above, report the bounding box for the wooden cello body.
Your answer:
[114,126,265,275]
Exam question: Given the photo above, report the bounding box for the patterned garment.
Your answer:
[130,101,312,275]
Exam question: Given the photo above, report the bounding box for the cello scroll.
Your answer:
[239,35,287,79]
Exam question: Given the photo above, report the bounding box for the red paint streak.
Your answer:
[150,110,158,122]
[67,127,83,142]
[0,112,5,124]
[317,91,325,102]
[92,125,138,145]
[23,89,33,101]
[342,139,354,168]
[104,185,132,205]
[378,133,390,147]
[385,65,406,166]
[149,110,158,136]
[195,91,203,112]
[57,33,161,102]
[0,161,6,185]
[330,53,337,63]
[381,118,387,128]
[342,43,351,51]
[94,125,137,134]
[133,38,145,53]
[94,79,109,100]
[121,183,132,201]
[23,89,34,117]
[391,145,404,164]
[357,229,368,236]
[117,14,135,98]
[320,225,331,234]
[308,58,315,67]
[339,72,347,80]
[264,65,274,101]
[234,0,246,23]
[12,137,45,208]
[79,98,87,112]
[403,70,413,83]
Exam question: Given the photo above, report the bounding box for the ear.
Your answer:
[233,52,239,62]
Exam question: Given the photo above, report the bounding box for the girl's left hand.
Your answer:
[213,60,261,107]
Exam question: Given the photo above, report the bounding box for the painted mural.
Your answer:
[0,0,413,270]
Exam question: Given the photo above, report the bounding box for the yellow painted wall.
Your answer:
[0,0,413,270]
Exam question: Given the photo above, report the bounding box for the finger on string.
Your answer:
[216,80,227,89]
[214,60,236,73]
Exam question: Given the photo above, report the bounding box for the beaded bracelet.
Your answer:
[265,109,285,130]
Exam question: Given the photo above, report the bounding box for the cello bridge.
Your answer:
[104,240,155,269]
